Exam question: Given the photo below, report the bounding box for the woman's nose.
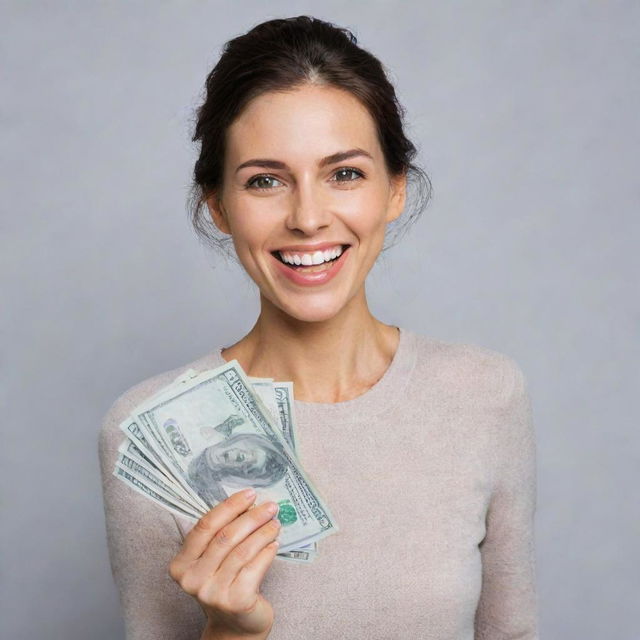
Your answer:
[285,184,332,235]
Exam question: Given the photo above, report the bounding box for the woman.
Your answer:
[99,15,538,640]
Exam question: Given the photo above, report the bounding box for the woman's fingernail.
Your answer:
[266,502,278,515]
[243,488,256,499]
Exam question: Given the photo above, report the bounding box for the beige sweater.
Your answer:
[98,327,538,639]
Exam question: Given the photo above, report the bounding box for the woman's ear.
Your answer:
[205,194,232,235]
[385,171,407,223]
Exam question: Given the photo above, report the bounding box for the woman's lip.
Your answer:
[270,246,350,287]
[272,242,350,253]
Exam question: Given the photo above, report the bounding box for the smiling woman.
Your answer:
[99,14,539,640]
[187,26,432,263]
[194,78,424,325]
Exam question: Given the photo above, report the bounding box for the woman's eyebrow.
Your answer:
[234,147,373,174]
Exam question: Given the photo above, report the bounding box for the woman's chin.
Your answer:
[275,297,348,324]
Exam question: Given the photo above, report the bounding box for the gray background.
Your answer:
[2,2,638,638]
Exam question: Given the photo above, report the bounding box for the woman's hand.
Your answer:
[169,488,281,640]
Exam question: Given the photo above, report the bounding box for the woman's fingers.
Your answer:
[183,502,277,588]
[230,540,281,598]
[185,500,278,586]
[214,516,281,588]
[201,501,278,561]
[168,487,279,637]
[169,488,256,579]
[196,541,280,619]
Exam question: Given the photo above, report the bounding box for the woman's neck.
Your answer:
[220,290,400,403]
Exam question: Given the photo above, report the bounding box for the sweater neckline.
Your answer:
[209,326,417,424]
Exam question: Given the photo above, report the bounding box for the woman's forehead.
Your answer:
[226,86,381,166]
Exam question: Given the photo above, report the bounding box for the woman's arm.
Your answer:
[98,388,207,640]
[474,359,539,639]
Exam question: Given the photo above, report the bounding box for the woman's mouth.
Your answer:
[269,244,351,286]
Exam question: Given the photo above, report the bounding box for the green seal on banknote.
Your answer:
[276,500,298,526]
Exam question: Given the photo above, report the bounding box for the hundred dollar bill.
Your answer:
[115,452,205,519]
[128,359,337,553]
[113,466,201,521]
[237,376,315,561]
[273,382,297,452]
[247,377,279,424]
[271,381,316,562]
[242,378,316,562]
[117,438,207,514]
[117,374,286,516]
[114,367,320,560]
[246,378,315,562]
[119,415,211,513]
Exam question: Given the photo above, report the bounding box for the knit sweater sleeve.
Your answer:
[474,359,539,639]
[98,387,207,640]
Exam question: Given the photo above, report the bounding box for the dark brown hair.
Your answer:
[187,15,432,261]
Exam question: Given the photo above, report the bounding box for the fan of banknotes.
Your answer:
[113,358,338,563]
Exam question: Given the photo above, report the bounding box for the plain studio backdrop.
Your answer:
[2,2,638,639]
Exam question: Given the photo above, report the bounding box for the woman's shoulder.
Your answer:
[406,329,526,401]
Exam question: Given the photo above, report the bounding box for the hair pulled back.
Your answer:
[188,15,432,260]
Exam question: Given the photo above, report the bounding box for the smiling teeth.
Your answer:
[278,246,344,266]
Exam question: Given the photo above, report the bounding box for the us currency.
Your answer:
[204,375,314,561]
[114,360,334,556]
[113,466,202,520]
[123,372,316,559]
[118,413,211,513]
[115,374,316,561]
[131,359,336,552]
[114,452,204,519]
[246,378,316,561]
[270,381,317,562]
[120,371,319,561]
[115,369,209,516]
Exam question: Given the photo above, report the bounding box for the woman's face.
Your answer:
[208,83,406,322]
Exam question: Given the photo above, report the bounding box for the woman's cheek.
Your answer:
[229,210,267,259]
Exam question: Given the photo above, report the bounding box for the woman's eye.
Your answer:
[246,175,283,190]
[246,167,364,191]
[333,167,364,183]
